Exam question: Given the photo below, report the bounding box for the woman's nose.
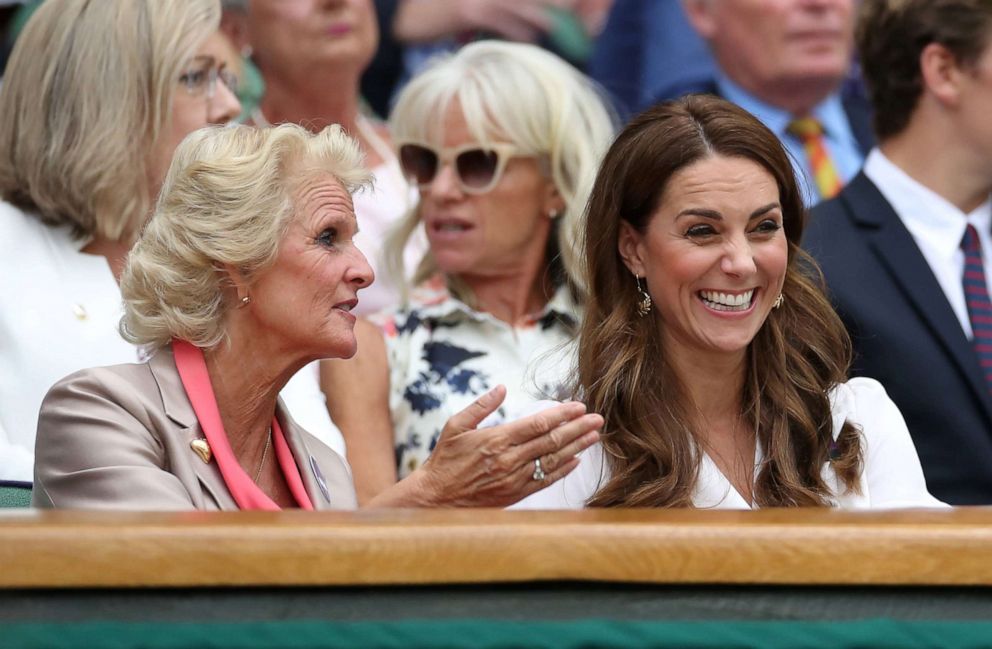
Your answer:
[209,79,242,125]
[349,245,375,289]
[425,162,464,200]
[720,238,757,277]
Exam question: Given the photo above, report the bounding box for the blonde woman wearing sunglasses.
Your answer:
[321,41,616,504]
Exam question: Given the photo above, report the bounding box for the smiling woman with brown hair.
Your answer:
[516,95,944,510]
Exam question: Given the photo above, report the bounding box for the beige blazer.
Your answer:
[32,347,357,510]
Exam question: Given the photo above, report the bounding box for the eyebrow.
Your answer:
[186,55,221,68]
[675,203,781,221]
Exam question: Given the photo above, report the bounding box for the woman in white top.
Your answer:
[0,0,339,482]
[517,95,944,510]
[321,41,616,504]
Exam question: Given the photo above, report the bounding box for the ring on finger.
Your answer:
[532,458,546,481]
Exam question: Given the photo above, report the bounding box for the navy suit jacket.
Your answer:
[805,172,992,504]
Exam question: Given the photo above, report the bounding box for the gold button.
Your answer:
[72,304,88,321]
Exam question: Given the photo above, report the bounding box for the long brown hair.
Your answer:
[580,95,862,507]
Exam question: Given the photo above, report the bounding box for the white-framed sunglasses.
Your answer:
[396,140,527,195]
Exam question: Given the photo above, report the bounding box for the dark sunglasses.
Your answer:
[397,141,523,195]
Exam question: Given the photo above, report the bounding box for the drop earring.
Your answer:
[773,293,784,310]
[635,275,652,317]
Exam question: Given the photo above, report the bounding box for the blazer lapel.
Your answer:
[843,174,992,423]
[277,401,333,510]
[147,346,239,510]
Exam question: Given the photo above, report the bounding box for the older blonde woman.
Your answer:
[32,123,602,510]
[0,0,339,483]
[322,41,615,504]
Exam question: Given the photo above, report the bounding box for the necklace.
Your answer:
[253,427,272,483]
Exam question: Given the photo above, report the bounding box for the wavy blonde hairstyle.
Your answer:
[120,123,370,350]
[385,40,616,304]
[0,0,219,242]
[581,96,863,508]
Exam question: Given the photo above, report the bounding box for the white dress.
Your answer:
[0,202,344,482]
[512,377,947,509]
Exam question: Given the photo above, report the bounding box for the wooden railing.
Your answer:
[1,508,990,589]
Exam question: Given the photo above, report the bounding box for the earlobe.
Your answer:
[543,183,565,221]
[617,221,646,277]
[221,262,251,304]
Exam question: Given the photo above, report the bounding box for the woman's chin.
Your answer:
[313,337,359,362]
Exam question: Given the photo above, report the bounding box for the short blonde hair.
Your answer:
[120,123,370,350]
[386,40,616,299]
[0,0,219,242]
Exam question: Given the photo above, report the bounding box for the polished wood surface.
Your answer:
[1,508,990,589]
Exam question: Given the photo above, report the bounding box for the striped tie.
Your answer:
[962,224,992,394]
[787,117,843,200]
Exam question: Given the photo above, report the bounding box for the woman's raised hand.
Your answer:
[366,385,601,508]
[415,385,601,507]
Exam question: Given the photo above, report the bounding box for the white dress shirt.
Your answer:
[511,378,946,509]
[863,148,992,339]
[0,201,344,482]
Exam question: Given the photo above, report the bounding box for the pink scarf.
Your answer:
[173,340,313,510]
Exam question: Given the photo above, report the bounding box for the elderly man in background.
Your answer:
[671,0,872,205]
[805,0,992,505]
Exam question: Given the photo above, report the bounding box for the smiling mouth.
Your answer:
[431,221,472,233]
[699,289,755,312]
[334,299,358,312]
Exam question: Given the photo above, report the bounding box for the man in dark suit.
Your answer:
[673,0,871,205]
[805,0,992,504]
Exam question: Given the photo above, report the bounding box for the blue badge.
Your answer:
[310,455,330,503]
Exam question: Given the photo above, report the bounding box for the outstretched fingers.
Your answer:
[511,413,602,472]
[502,401,589,446]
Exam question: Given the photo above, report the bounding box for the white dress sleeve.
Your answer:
[833,377,948,508]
